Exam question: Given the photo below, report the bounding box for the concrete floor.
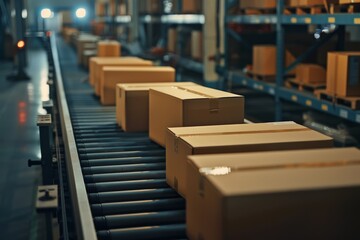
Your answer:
[0,39,47,240]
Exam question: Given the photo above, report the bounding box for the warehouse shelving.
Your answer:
[222,0,360,123]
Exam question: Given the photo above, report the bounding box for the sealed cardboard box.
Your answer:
[101,66,175,105]
[150,86,245,147]
[253,45,295,76]
[191,31,203,60]
[166,122,333,197]
[326,52,360,97]
[167,28,177,53]
[97,40,121,57]
[116,82,198,132]
[336,54,360,97]
[187,148,360,240]
[296,64,326,84]
[91,57,153,90]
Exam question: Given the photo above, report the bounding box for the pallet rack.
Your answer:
[222,0,360,123]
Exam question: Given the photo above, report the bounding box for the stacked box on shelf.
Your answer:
[149,85,245,147]
[166,122,333,197]
[187,148,360,240]
[295,64,326,84]
[167,28,177,53]
[116,82,198,132]
[327,52,360,97]
[252,45,296,77]
[239,0,276,9]
[101,66,176,105]
[191,31,203,61]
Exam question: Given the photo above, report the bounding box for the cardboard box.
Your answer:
[116,82,198,132]
[101,66,175,105]
[252,45,295,76]
[91,57,153,90]
[326,52,360,97]
[296,64,326,84]
[182,0,202,13]
[326,52,337,94]
[187,148,360,240]
[97,40,121,57]
[191,31,203,60]
[166,122,333,197]
[150,86,245,147]
[167,28,177,53]
[76,35,99,64]
[336,54,360,97]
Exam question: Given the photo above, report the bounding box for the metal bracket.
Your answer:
[36,185,58,212]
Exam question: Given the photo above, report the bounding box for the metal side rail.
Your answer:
[52,35,187,240]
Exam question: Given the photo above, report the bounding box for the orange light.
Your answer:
[17,40,25,49]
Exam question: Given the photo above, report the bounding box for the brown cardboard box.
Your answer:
[182,0,202,13]
[191,31,203,60]
[149,86,244,147]
[97,40,121,57]
[101,66,175,105]
[116,82,198,132]
[326,52,360,97]
[336,53,360,97]
[92,57,153,91]
[167,28,177,53]
[296,64,326,84]
[166,122,333,197]
[240,0,276,9]
[187,148,360,240]
[326,52,337,94]
[252,45,295,76]
[89,57,148,86]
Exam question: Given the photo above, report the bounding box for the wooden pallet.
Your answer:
[284,5,328,15]
[240,8,276,15]
[285,79,326,94]
[316,90,360,110]
[329,3,360,14]
[247,71,276,82]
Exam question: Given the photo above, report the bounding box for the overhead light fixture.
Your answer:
[40,8,53,19]
[75,8,86,18]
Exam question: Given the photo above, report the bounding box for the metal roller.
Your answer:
[80,150,165,160]
[78,145,162,154]
[97,224,186,240]
[82,162,166,175]
[86,179,168,192]
[84,170,166,183]
[81,156,165,167]
[88,188,180,203]
[94,210,185,229]
[91,198,185,216]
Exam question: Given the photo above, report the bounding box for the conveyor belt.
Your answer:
[55,37,187,239]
